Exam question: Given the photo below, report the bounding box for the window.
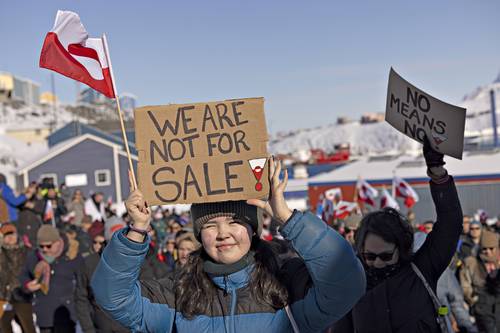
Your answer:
[95,169,111,187]
[65,174,88,187]
[39,173,58,187]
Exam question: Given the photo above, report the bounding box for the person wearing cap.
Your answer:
[459,220,482,261]
[460,230,500,333]
[92,157,365,333]
[75,222,131,333]
[333,138,463,333]
[19,224,83,333]
[0,223,36,333]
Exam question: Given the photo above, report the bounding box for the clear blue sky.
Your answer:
[1,0,499,133]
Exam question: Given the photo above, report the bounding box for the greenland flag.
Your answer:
[380,188,400,210]
[40,11,115,98]
[393,176,419,208]
[333,201,358,220]
[356,178,378,206]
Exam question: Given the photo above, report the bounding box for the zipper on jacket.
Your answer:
[223,275,228,296]
[229,287,237,333]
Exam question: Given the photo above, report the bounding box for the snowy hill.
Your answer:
[0,103,87,185]
[270,72,500,156]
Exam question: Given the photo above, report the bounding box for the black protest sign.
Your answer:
[385,68,466,159]
[134,98,269,205]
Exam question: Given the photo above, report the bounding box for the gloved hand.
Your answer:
[423,136,445,168]
[423,136,448,182]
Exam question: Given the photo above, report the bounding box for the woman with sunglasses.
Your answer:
[333,138,463,333]
[75,230,131,333]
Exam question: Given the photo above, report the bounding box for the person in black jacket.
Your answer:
[19,225,83,333]
[0,223,36,333]
[75,233,130,333]
[333,138,463,333]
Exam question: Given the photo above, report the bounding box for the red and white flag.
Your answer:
[333,201,358,220]
[380,188,400,210]
[324,187,342,203]
[356,178,378,206]
[321,197,335,225]
[40,10,115,98]
[393,176,419,208]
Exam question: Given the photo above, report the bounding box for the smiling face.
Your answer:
[200,216,253,264]
[363,233,399,269]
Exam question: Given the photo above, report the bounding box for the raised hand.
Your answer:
[124,170,151,228]
[423,136,448,181]
[247,156,293,224]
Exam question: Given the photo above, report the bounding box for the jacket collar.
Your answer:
[209,264,254,292]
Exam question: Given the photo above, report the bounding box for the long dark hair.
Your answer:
[354,208,414,262]
[175,236,289,319]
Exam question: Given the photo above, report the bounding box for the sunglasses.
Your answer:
[39,243,53,249]
[344,227,356,234]
[470,227,481,231]
[362,249,396,262]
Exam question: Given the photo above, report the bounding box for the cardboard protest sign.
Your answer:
[385,68,466,159]
[134,97,269,205]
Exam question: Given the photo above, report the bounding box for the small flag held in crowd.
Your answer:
[333,201,358,220]
[356,178,378,206]
[380,188,400,210]
[393,176,419,208]
[43,200,55,226]
[324,187,342,202]
[321,197,336,225]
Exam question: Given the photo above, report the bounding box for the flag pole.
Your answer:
[102,34,138,191]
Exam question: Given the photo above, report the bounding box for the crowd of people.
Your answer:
[0,139,500,332]
[0,174,201,333]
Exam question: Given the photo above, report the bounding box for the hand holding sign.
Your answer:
[125,170,151,229]
[247,156,293,224]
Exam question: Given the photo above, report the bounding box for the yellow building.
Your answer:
[0,73,14,102]
[40,91,58,105]
[6,126,52,145]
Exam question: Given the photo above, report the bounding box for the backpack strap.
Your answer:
[411,263,450,332]
[285,305,300,333]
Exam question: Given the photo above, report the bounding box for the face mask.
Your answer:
[41,253,56,264]
[480,252,498,263]
[365,262,401,289]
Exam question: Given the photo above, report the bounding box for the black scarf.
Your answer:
[203,251,255,277]
[365,261,402,290]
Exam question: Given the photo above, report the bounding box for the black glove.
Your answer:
[423,136,445,168]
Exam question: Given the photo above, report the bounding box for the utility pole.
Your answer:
[50,73,57,132]
[491,89,498,148]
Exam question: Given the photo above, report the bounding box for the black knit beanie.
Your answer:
[191,200,259,240]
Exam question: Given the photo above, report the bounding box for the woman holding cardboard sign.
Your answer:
[91,156,366,333]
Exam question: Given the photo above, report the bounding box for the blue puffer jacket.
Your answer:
[0,182,27,222]
[91,211,366,333]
